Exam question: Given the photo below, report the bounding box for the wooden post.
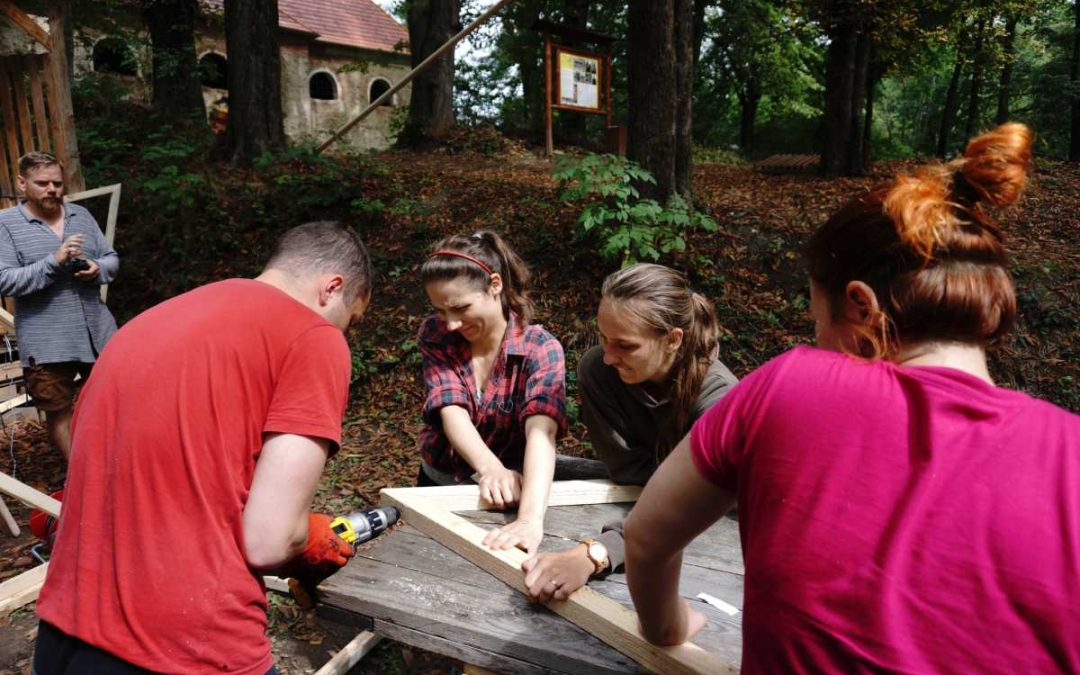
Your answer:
[605,50,613,130]
[0,1,50,49]
[544,36,554,157]
[44,0,83,193]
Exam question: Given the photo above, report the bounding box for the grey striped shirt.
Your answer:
[0,203,119,366]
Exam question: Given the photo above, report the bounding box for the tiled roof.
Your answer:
[203,0,409,54]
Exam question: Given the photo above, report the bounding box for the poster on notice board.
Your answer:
[557,49,601,110]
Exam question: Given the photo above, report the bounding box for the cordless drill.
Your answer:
[328,505,399,545]
[287,505,399,608]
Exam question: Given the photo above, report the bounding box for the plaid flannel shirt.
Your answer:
[418,311,568,483]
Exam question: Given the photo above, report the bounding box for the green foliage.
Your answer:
[553,154,717,266]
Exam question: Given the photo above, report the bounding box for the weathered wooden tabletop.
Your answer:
[318,502,745,674]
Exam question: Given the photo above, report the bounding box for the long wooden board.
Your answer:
[0,471,60,516]
[0,561,47,614]
[380,484,736,675]
[382,479,641,513]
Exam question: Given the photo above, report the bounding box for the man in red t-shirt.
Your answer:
[33,221,373,675]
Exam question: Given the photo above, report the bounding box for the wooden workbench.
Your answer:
[318,502,744,674]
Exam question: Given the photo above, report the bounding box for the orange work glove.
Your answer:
[282,513,355,577]
[29,489,64,545]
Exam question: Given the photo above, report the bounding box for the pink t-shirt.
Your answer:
[691,346,1079,674]
[37,279,351,675]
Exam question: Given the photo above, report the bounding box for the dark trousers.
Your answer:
[33,620,279,675]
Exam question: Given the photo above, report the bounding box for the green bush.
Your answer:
[553,154,717,266]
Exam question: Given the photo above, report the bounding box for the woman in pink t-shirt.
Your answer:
[624,123,1080,673]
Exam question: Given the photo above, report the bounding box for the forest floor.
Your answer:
[0,145,1076,674]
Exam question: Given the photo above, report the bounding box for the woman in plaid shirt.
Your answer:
[417,230,568,555]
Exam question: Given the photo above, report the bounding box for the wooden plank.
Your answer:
[0,562,47,614]
[553,455,609,481]
[313,631,382,675]
[0,471,60,516]
[11,57,34,157]
[382,480,641,513]
[463,665,501,675]
[380,491,735,675]
[0,308,13,333]
[0,64,19,196]
[38,50,64,164]
[0,393,28,414]
[322,554,638,675]
[462,505,745,578]
[27,56,49,150]
[0,496,19,536]
[44,1,82,192]
[373,619,558,675]
[0,1,50,49]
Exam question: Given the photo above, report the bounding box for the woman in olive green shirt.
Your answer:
[522,263,737,602]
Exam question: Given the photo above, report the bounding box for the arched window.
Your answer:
[199,52,228,89]
[309,71,338,100]
[92,37,137,76]
[369,78,393,106]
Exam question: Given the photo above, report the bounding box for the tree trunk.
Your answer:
[224,0,284,166]
[1070,0,1080,161]
[400,0,460,147]
[846,29,871,175]
[143,0,206,123]
[738,86,760,156]
[821,22,856,177]
[863,68,880,168]
[996,13,1018,124]
[937,47,965,157]
[628,0,677,201]
[964,19,987,140]
[673,0,694,198]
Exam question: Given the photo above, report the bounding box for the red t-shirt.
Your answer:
[691,346,1080,674]
[37,279,351,675]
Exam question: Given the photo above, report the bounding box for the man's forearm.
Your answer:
[94,251,119,284]
[0,255,58,297]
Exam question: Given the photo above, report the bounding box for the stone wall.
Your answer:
[196,33,411,152]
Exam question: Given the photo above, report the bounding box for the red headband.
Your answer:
[430,250,494,276]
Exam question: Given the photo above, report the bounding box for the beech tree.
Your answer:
[400,0,461,147]
[224,0,284,166]
[627,0,694,201]
[143,0,205,123]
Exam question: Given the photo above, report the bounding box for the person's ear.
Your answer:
[15,174,25,195]
[666,327,684,354]
[488,272,503,297]
[318,274,346,307]
[842,280,880,326]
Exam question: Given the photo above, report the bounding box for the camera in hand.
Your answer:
[66,257,90,273]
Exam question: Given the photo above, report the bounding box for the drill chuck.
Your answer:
[329,506,399,545]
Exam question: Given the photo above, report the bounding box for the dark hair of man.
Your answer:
[265,221,374,303]
[18,151,63,176]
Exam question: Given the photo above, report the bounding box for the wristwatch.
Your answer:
[580,538,610,575]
